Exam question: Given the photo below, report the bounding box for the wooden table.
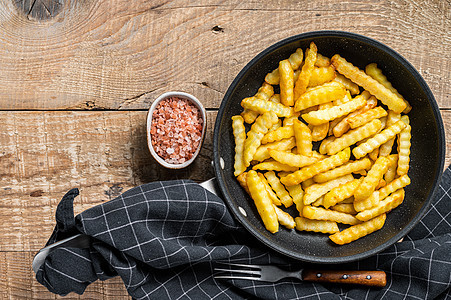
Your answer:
[0,0,449,298]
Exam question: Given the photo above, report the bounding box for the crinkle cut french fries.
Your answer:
[231,42,412,245]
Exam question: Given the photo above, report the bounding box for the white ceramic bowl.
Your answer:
[146,91,207,169]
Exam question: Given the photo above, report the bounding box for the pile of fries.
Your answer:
[232,42,412,245]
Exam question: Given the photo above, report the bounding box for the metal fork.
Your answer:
[214,263,386,287]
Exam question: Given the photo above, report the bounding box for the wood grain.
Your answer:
[15,0,64,20]
[0,0,448,110]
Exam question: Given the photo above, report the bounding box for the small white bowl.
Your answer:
[146,91,207,169]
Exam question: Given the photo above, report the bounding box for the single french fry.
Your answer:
[253,137,296,162]
[279,59,295,106]
[243,112,279,167]
[265,171,293,207]
[354,156,392,201]
[258,173,282,206]
[397,116,411,176]
[356,189,405,221]
[378,110,401,156]
[293,119,313,156]
[285,184,305,216]
[313,158,372,183]
[295,217,339,234]
[323,178,363,209]
[247,170,279,233]
[333,73,360,95]
[331,55,407,113]
[281,148,351,186]
[262,126,294,144]
[302,94,367,125]
[294,42,318,100]
[241,97,294,118]
[231,116,247,176]
[303,175,354,205]
[365,63,411,114]
[333,92,376,137]
[241,82,274,123]
[265,48,304,85]
[319,136,336,154]
[294,81,347,112]
[330,203,358,215]
[303,206,361,225]
[236,172,250,194]
[352,120,407,159]
[326,119,382,155]
[347,107,388,129]
[315,53,331,67]
[311,102,333,141]
[253,160,299,172]
[308,66,336,87]
[384,154,398,183]
[329,214,386,245]
[273,205,296,229]
[269,149,319,168]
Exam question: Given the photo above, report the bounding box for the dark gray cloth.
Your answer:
[36,167,451,299]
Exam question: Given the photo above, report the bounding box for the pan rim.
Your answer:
[213,30,446,264]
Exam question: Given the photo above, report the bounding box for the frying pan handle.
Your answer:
[199,178,219,196]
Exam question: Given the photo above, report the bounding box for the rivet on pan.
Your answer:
[366,275,372,280]
[238,206,247,217]
[220,157,225,169]
[342,274,348,279]
[316,273,322,278]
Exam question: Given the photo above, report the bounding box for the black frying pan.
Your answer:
[213,31,446,264]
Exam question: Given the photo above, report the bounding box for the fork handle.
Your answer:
[303,270,387,287]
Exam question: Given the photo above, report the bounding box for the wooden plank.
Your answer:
[0,0,448,110]
[0,251,130,299]
[0,110,449,252]
[0,111,216,252]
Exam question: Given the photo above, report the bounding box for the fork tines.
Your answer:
[214,263,262,281]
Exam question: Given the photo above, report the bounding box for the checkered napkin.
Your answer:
[36,166,451,299]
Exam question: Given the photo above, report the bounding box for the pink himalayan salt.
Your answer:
[150,97,203,164]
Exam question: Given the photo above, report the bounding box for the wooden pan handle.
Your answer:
[303,270,387,287]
